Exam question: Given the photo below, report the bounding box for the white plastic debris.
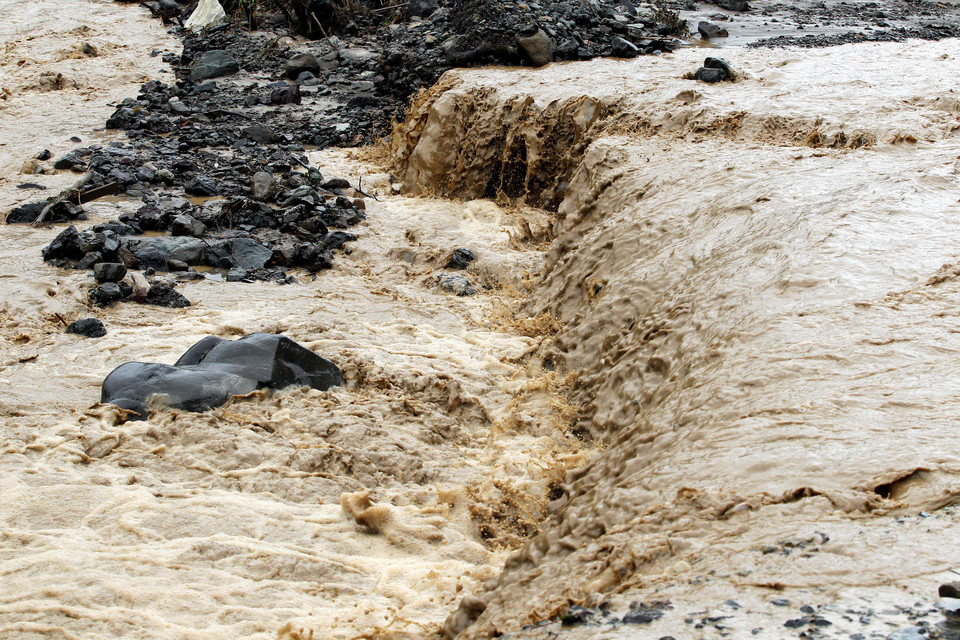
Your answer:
[184,0,227,33]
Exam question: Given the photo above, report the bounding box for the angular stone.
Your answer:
[184,175,220,196]
[698,21,729,39]
[251,171,277,201]
[93,262,127,283]
[144,284,191,308]
[610,37,639,58]
[171,213,207,237]
[206,238,272,270]
[190,49,239,82]
[124,236,207,266]
[445,247,476,269]
[340,48,378,64]
[704,56,736,78]
[407,0,439,18]
[66,317,107,338]
[241,124,277,144]
[694,66,728,83]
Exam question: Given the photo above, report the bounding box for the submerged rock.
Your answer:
[101,333,344,420]
[437,273,476,296]
[65,317,106,338]
[445,248,476,270]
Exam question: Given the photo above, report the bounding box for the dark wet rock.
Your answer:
[6,201,45,224]
[144,283,191,308]
[53,151,88,171]
[324,230,357,251]
[90,282,124,306]
[190,49,239,82]
[184,175,220,196]
[622,609,664,624]
[561,606,594,626]
[321,177,350,190]
[101,333,344,420]
[132,244,167,270]
[94,262,127,283]
[66,317,107,338]
[295,242,334,271]
[206,237,272,270]
[694,66,728,83]
[712,0,750,10]
[171,213,207,237]
[193,80,218,93]
[251,171,277,201]
[158,0,181,20]
[517,29,555,67]
[284,53,321,79]
[227,267,250,282]
[705,56,736,78]
[940,583,960,599]
[408,0,439,18]
[611,37,639,58]
[77,251,102,270]
[445,248,476,269]
[241,123,277,143]
[42,226,86,261]
[699,21,729,39]
[437,273,476,296]
[7,198,86,224]
[37,149,51,161]
[269,83,301,105]
[124,236,207,266]
[784,618,808,628]
[771,598,791,607]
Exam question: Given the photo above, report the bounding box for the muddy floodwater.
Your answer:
[4,2,960,640]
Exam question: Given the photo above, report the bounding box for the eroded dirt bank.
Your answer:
[392,43,960,638]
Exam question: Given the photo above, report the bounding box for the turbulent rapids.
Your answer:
[4,2,960,640]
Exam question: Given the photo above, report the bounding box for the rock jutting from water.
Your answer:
[101,332,345,420]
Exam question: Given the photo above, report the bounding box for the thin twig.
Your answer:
[311,11,337,51]
[371,2,408,12]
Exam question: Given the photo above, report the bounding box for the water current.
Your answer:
[3,2,960,640]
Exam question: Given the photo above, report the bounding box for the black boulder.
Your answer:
[101,333,344,420]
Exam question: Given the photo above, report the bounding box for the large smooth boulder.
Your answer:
[190,49,239,82]
[101,333,344,420]
[123,236,207,266]
[205,237,273,270]
[517,29,554,67]
[283,53,320,79]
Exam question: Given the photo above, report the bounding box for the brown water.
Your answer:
[4,3,960,640]
[392,42,960,638]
